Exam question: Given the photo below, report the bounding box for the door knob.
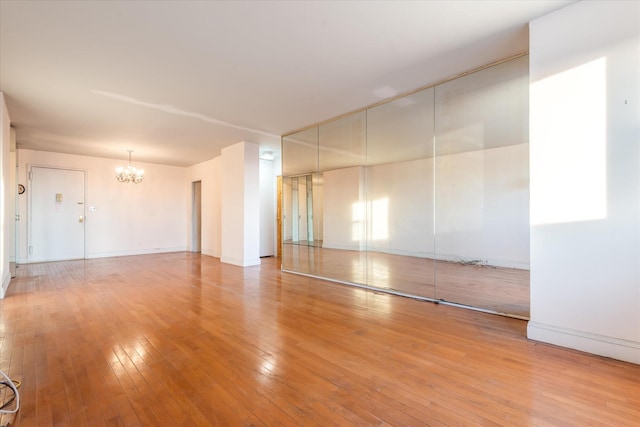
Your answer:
[79,215,84,223]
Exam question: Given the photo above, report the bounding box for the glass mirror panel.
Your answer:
[311,173,324,247]
[282,55,530,319]
[365,89,436,298]
[319,111,366,171]
[320,166,366,284]
[297,176,308,243]
[281,176,294,271]
[282,173,323,275]
[282,127,318,176]
[367,90,435,164]
[434,55,530,317]
[316,112,367,284]
[282,127,320,275]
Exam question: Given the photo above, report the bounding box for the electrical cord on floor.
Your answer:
[0,380,20,410]
[0,370,19,415]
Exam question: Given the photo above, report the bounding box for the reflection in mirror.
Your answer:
[282,173,325,275]
[318,112,367,284]
[282,127,319,274]
[282,176,294,271]
[365,89,436,298]
[312,173,323,247]
[282,55,530,318]
[282,128,318,176]
[319,112,366,171]
[297,176,307,243]
[434,55,529,317]
[305,175,314,244]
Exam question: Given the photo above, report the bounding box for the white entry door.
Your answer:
[29,167,85,262]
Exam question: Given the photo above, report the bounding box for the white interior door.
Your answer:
[29,167,85,262]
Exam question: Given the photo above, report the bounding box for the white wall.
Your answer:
[10,145,275,270]
[17,149,188,261]
[528,0,640,363]
[5,143,276,271]
[259,158,275,257]
[9,129,16,268]
[0,93,11,298]
[186,157,222,258]
[220,141,261,267]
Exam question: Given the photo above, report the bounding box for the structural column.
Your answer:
[528,0,640,364]
[220,141,261,267]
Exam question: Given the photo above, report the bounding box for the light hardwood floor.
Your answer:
[0,252,638,426]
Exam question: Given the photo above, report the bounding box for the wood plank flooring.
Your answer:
[0,252,638,426]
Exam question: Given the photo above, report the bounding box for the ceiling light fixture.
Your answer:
[260,151,274,161]
[115,149,144,183]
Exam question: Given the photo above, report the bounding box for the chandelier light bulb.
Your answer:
[115,149,144,183]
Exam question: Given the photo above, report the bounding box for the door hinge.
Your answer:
[29,171,33,180]
[28,246,33,255]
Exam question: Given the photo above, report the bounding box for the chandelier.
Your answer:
[115,149,144,183]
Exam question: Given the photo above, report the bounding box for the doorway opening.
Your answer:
[191,181,202,253]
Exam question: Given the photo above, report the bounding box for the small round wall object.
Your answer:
[18,184,25,194]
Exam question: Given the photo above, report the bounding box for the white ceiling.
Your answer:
[0,0,574,167]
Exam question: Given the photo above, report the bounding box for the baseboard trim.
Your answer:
[1,272,11,299]
[220,256,261,267]
[86,247,187,259]
[527,321,640,364]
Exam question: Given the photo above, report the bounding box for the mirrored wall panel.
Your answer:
[434,56,529,317]
[319,111,366,172]
[281,55,530,318]
[365,89,436,298]
[282,174,323,275]
[282,127,318,176]
[317,112,367,284]
[282,127,319,274]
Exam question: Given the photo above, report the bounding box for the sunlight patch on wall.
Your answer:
[369,197,389,241]
[352,201,365,241]
[530,57,607,226]
[352,198,389,242]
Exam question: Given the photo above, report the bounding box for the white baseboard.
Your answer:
[220,256,261,267]
[85,247,187,259]
[321,243,366,252]
[199,246,213,257]
[18,247,188,263]
[527,321,640,364]
[1,272,10,299]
